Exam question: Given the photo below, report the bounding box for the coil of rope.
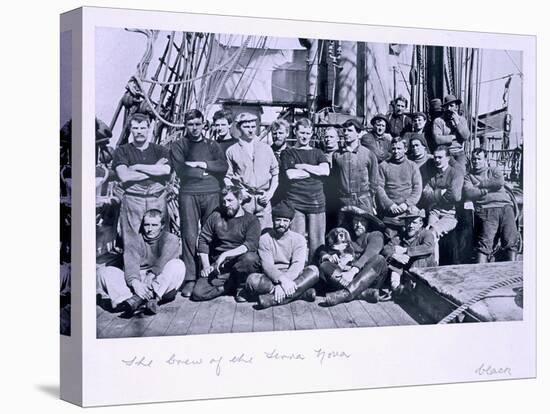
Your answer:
[438,275,523,324]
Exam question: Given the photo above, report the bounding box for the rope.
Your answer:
[438,276,523,324]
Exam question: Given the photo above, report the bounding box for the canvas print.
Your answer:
[60,30,72,336]
[94,28,524,339]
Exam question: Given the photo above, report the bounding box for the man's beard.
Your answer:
[223,206,238,218]
[275,225,289,236]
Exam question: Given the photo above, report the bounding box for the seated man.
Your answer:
[96,209,185,315]
[382,207,436,298]
[192,186,262,301]
[463,148,519,262]
[319,207,387,306]
[245,201,319,309]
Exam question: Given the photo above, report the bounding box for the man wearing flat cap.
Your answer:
[402,112,429,149]
[244,201,320,308]
[382,206,436,296]
[387,95,413,138]
[319,206,387,306]
[331,119,379,218]
[225,112,279,229]
[361,114,393,164]
[432,94,470,171]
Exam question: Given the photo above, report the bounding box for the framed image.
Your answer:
[60,6,536,407]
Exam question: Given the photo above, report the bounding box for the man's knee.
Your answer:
[97,266,124,284]
[234,252,261,274]
[191,278,221,301]
[163,259,186,286]
[245,273,273,295]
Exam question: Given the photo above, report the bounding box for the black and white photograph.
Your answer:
[94,27,525,339]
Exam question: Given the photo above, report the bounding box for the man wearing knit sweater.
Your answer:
[244,201,319,308]
[96,209,185,315]
[463,148,519,262]
[422,146,465,240]
[170,109,228,297]
[377,137,422,237]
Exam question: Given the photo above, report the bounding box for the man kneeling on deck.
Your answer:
[319,206,387,306]
[244,201,319,309]
[192,186,262,301]
[382,207,436,299]
[96,209,185,315]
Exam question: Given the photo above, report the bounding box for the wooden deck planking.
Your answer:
[141,302,181,337]
[377,300,418,326]
[272,303,295,331]
[209,297,237,334]
[231,302,254,333]
[290,300,316,330]
[344,300,378,327]
[163,298,202,336]
[119,311,157,338]
[309,299,337,330]
[96,306,116,336]
[253,306,274,332]
[187,300,221,335]
[328,303,357,328]
[359,300,398,327]
[99,313,134,338]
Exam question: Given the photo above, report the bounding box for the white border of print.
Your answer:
[80,7,536,407]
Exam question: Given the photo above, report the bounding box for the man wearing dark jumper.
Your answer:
[170,109,228,297]
[191,186,262,301]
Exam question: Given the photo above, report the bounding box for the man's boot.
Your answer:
[122,295,146,313]
[475,252,489,263]
[504,250,517,262]
[323,256,386,307]
[257,267,319,309]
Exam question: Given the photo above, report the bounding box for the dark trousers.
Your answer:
[179,192,220,282]
[474,205,519,256]
[191,252,261,301]
[319,254,387,292]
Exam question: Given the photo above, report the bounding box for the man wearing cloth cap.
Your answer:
[407,134,436,199]
[244,201,319,308]
[387,95,413,138]
[361,114,393,164]
[225,112,279,229]
[382,207,436,296]
[402,112,429,149]
[463,148,519,263]
[319,206,387,305]
[432,95,470,171]
[332,119,379,218]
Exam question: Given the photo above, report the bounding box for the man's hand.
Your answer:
[201,265,215,278]
[273,285,286,304]
[392,253,410,265]
[213,253,227,272]
[389,203,401,214]
[340,268,357,287]
[323,253,340,264]
[279,276,297,297]
[394,245,407,255]
[156,157,169,165]
[130,279,153,300]
[185,161,207,169]
[257,193,270,206]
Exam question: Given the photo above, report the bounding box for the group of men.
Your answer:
[96,93,519,316]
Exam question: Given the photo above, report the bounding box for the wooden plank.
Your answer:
[96,306,117,337]
[209,297,237,334]
[142,300,182,337]
[98,313,134,338]
[119,312,157,338]
[231,303,254,333]
[359,300,398,327]
[377,300,418,326]
[328,303,357,329]
[272,304,295,331]
[344,300,378,328]
[164,299,202,336]
[290,300,316,331]
[187,299,221,336]
[253,306,274,332]
[309,298,337,330]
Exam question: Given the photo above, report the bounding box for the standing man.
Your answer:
[463,148,519,262]
[432,95,470,171]
[170,109,228,297]
[212,109,238,154]
[422,146,464,246]
[225,112,279,229]
[97,209,186,315]
[280,118,329,262]
[402,112,429,148]
[387,95,412,138]
[192,186,262,301]
[112,113,172,285]
[361,114,393,163]
[322,126,341,231]
[407,136,436,207]
[244,202,319,308]
[332,119,379,218]
[270,119,290,163]
[377,137,422,237]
